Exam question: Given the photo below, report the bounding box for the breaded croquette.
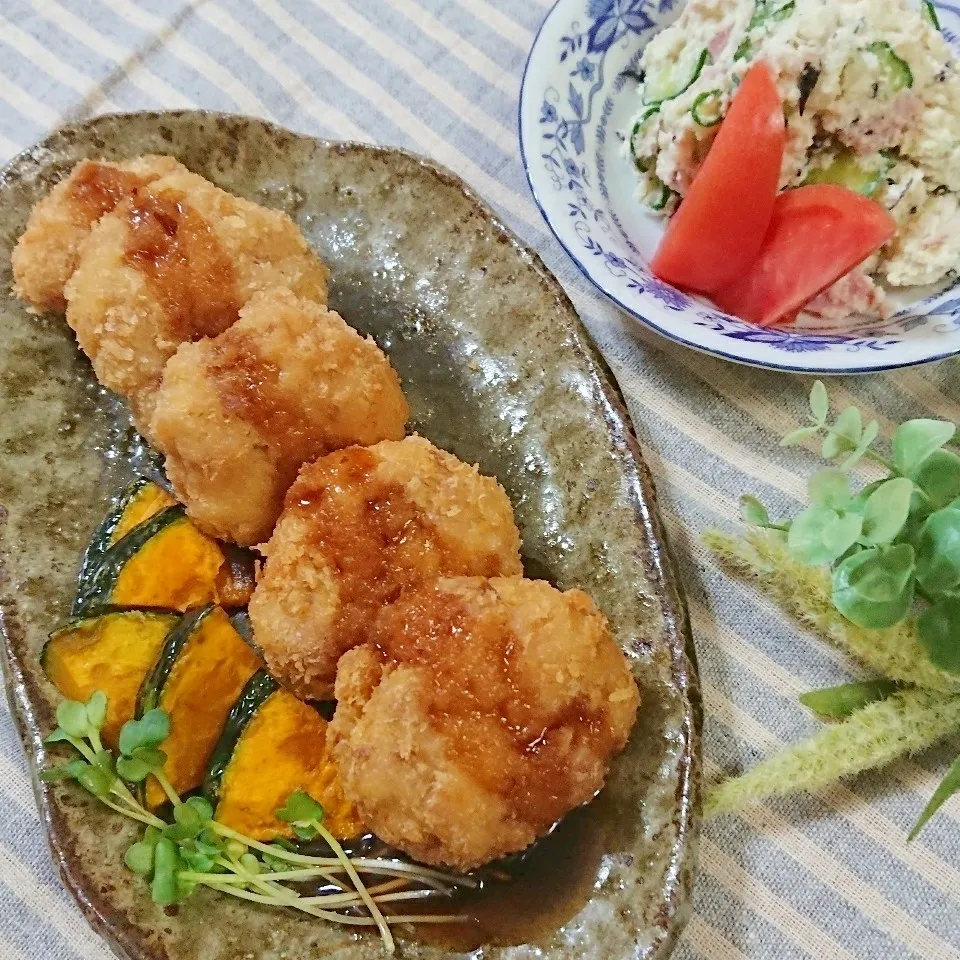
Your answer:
[329,576,639,870]
[248,437,524,700]
[11,155,187,312]
[63,165,330,424]
[150,288,408,547]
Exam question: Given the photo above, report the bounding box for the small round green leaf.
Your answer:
[40,759,88,783]
[823,407,862,459]
[85,691,108,731]
[892,419,956,475]
[781,425,820,447]
[151,838,182,906]
[832,544,915,629]
[808,468,852,510]
[809,380,828,423]
[76,764,114,798]
[739,494,770,526]
[276,790,325,825]
[917,596,960,674]
[119,709,171,757]
[912,448,960,509]
[56,700,90,740]
[787,506,861,566]
[125,840,156,876]
[861,477,914,545]
[915,508,960,595]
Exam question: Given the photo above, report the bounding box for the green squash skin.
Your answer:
[202,669,280,809]
[74,478,151,613]
[73,505,186,616]
[135,605,212,717]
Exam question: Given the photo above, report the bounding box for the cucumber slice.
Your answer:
[737,0,795,58]
[804,149,893,197]
[643,48,710,105]
[692,89,724,126]
[923,0,941,31]
[866,41,914,92]
[647,178,674,211]
[630,105,660,145]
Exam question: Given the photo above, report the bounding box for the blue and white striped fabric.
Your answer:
[2,2,959,957]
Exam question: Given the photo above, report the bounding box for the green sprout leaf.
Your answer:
[125,835,159,876]
[860,477,914,545]
[740,494,771,526]
[164,795,213,840]
[39,759,89,783]
[799,678,901,720]
[239,853,262,875]
[85,691,108,732]
[917,597,960,674]
[781,425,820,447]
[180,848,215,874]
[276,790,325,840]
[833,544,915,629]
[119,709,170,757]
[912,449,960,510]
[75,764,115,798]
[788,506,862,566]
[809,380,828,423]
[116,747,167,784]
[841,419,879,470]
[56,700,91,740]
[909,752,960,841]
[823,406,862,459]
[915,508,960,595]
[892,419,955,475]
[808,468,852,510]
[151,837,182,906]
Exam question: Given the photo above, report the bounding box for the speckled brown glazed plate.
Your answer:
[0,112,699,960]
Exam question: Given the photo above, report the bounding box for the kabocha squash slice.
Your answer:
[205,670,363,841]
[74,479,175,611]
[42,611,179,746]
[137,605,263,810]
[76,505,256,614]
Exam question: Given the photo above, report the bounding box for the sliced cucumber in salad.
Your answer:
[803,149,892,198]
[868,41,914,91]
[645,176,675,211]
[643,48,710,105]
[735,0,795,60]
[692,90,724,126]
[923,0,941,31]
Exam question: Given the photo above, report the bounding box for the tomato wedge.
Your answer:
[712,184,896,327]
[651,62,785,294]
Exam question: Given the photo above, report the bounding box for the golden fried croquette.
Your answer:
[248,437,523,699]
[63,165,330,423]
[12,156,187,312]
[150,287,408,547]
[329,576,639,870]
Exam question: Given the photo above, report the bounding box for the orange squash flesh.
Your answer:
[110,483,176,544]
[145,609,263,809]
[110,516,225,611]
[215,691,363,841]
[43,612,178,746]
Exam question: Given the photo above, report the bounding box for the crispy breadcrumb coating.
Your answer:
[248,437,524,699]
[150,288,408,547]
[12,156,188,313]
[329,576,639,870]
[63,164,329,424]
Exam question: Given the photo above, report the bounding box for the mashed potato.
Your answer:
[329,576,639,870]
[63,163,329,422]
[11,156,187,312]
[150,288,407,547]
[248,437,523,700]
[627,0,960,319]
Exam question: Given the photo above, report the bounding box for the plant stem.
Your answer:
[152,769,181,807]
[861,448,898,473]
[100,796,165,829]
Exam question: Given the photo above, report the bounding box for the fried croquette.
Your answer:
[150,288,408,547]
[63,165,330,424]
[248,437,524,699]
[11,156,188,312]
[329,576,639,871]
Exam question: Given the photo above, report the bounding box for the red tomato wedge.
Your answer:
[712,184,896,327]
[651,62,785,294]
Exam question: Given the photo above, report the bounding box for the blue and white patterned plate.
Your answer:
[519,0,960,373]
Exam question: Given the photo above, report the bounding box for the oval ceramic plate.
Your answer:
[520,0,960,373]
[0,114,699,960]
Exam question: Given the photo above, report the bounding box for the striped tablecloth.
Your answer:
[2,2,959,958]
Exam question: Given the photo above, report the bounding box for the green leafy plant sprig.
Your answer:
[42,692,473,953]
[744,381,960,673]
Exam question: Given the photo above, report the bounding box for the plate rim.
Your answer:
[0,110,701,960]
[518,0,960,375]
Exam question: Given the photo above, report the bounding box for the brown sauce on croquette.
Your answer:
[123,186,240,341]
[373,584,613,826]
[289,448,447,660]
[68,162,145,222]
